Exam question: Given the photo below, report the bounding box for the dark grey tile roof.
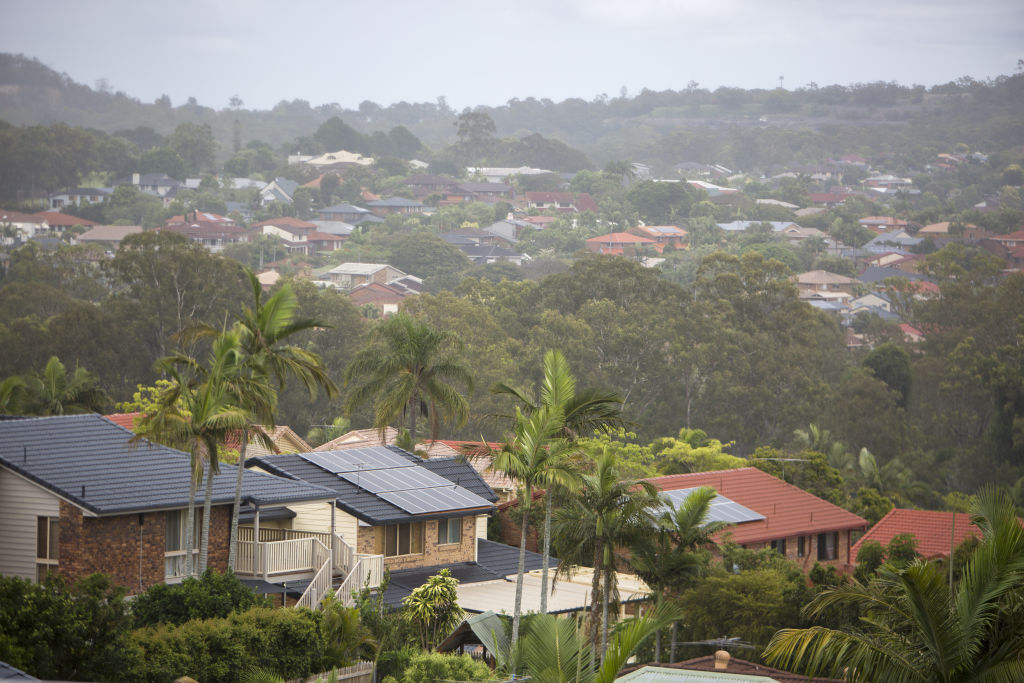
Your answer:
[366,197,424,207]
[0,660,38,681]
[0,415,336,516]
[382,538,551,608]
[248,446,496,525]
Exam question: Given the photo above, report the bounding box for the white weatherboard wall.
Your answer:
[0,468,61,581]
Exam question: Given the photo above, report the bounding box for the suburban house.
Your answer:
[524,192,599,213]
[348,281,418,316]
[48,187,111,211]
[484,218,536,243]
[77,225,144,251]
[0,210,49,242]
[467,166,553,184]
[404,174,459,199]
[858,216,910,233]
[318,203,378,224]
[0,414,336,595]
[793,270,860,303]
[686,180,739,197]
[245,446,498,574]
[365,197,426,217]
[253,217,327,255]
[156,221,252,252]
[259,178,299,205]
[316,263,408,290]
[850,509,987,561]
[586,232,657,256]
[629,225,688,250]
[441,182,515,205]
[647,467,868,572]
[304,150,375,171]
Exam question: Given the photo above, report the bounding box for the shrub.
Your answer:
[132,569,271,627]
[131,606,324,683]
[400,652,493,683]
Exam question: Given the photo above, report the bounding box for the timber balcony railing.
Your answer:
[234,526,379,592]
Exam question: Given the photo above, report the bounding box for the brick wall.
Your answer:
[357,515,477,572]
[752,528,859,573]
[58,502,232,595]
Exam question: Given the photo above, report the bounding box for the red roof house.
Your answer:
[850,509,983,561]
[647,467,867,572]
[585,232,657,256]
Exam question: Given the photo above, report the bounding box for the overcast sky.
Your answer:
[2,0,1021,112]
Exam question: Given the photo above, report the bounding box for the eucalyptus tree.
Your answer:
[343,313,473,442]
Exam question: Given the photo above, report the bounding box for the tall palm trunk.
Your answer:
[540,489,553,614]
[184,460,199,578]
[588,539,602,658]
[670,621,678,663]
[199,461,214,573]
[510,486,531,660]
[228,435,249,570]
[601,557,611,663]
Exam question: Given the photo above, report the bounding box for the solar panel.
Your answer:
[660,488,764,525]
[380,486,491,515]
[337,466,453,494]
[302,447,412,473]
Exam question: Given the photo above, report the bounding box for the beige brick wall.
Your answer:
[752,528,859,573]
[357,516,476,572]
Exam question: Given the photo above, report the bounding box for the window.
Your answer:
[437,518,461,546]
[797,536,806,558]
[36,516,59,583]
[817,532,838,561]
[165,510,201,579]
[770,538,786,555]
[377,522,424,557]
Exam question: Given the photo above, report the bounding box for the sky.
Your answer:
[1,0,1021,112]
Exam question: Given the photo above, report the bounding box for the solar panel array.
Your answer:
[303,448,411,473]
[661,487,765,525]
[302,447,492,515]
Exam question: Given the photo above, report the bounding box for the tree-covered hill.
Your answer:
[3,53,1023,171]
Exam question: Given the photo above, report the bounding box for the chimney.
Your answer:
[714,650,730,670]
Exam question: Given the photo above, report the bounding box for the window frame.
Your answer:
[437,517,462,546]
[36,516,59,582]
[817,531,838,561]
[380,522,424,557]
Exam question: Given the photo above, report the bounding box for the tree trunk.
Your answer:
[510,485,531,662]
[589,540,602,658]
[185,458,198,578]
[227,435,249,570]
[670,621,678,663]
[601,561,611,664]
[199,461,214,574]
[540,488,553,615]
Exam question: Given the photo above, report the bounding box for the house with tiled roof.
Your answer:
[525,192,598,213]
[31,211,96,231]
[851,509,990,561]
[858,216,910,234]
[366,197,426,217]
[630,225,688,250]
[794,270,860,299]
[259,178,299,205]
[317,263,408,291]
[646,468,867,572]
[156,221,251,253]
[0,415,335,595]
[586,232,657,256]
[48,187,111,211]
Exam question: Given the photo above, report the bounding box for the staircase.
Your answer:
[296,533,384,609]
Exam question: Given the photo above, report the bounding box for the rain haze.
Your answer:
[0,0,1021,110]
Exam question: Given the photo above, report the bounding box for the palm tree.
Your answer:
[518,602,681,683]
[764,487,1024,682]
[22,356,109,415]
[218,269,337,568]
[630,486,726,662]
[493,349,624,614]
[343,313,473,442]
[493,404,581,659]
[553,446,660,661]
[136,335,251,578]
[0,376,25,413]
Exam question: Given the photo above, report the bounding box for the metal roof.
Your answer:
[0,415,337,516]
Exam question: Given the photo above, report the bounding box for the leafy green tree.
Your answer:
[863,342,913,407]
[402,569,465,651]
[132,569,270,627]
[321,594,378,666]
[400,652,492,683]
[0,573,139,681]
[343,313,473,441]
[138,146,186,179]
[168,122,218,174]
[765,487,1024,682]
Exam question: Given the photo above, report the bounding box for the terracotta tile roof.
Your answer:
[314,427,399,451]
[32,211,97,226]
[103,412,140,430]
[0,209,46,223]
[851,508,984,560]
[586,232,656,245]
[646,467,866,544]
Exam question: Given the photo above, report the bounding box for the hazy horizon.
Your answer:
[1,0,1021,112]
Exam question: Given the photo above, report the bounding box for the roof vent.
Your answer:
[714,650,730,670]
[81,485,86,498]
